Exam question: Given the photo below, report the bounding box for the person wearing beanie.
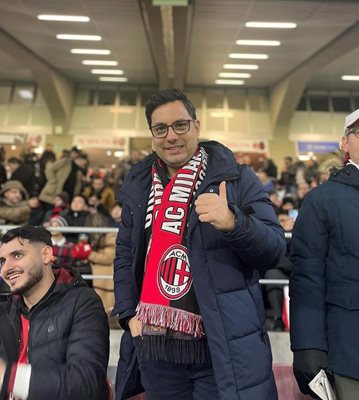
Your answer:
[48,217,74,268]
[0,180,30,225]
[290,109,359,399]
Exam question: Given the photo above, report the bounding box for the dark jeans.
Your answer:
[133,337,218,400]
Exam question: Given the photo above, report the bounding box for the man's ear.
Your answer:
[42,246,53,265]
[194,120,200,137]
[340,136,349,153]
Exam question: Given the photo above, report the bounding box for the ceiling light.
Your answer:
[215,79,245,85]
[342,75,359,81]
[18,90,34,99]
[71,49,111,55]
[236,40,280,46]
[38,15,90,22]
[82,60,118,66]
[91,69,123,75]
[223,64,259,70]
[99,77,128,82]
[56,34,101,41]
[245,22,297,29]
[219,72,251,78]
[229,53,268,59]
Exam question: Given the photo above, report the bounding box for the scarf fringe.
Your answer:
[136,302,204,337]
[138,335,211,364]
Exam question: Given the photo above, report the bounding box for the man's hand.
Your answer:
[293,349,328,398]
[128,316,142,337]
[0,358,6,392]
[194,181,235,232]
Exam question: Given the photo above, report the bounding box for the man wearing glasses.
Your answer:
[113,88,285,400]
[290,109,359,400]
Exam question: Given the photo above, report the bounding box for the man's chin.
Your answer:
[10,285,25,295]
[10,281,33,296]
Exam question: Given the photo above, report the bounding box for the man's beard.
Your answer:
[11,265,44,295]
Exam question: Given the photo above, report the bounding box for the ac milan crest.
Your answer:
[157,245,193,300]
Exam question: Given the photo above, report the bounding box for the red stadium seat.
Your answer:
[273,364,313,399]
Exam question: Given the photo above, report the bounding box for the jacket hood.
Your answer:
[53,266,88,288]
[329,164,359,189]
[0,180,29,199]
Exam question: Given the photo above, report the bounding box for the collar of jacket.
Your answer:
[119,141,239,203]
[329,164,359,188]
[11,267,86,315]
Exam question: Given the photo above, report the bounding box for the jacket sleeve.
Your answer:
[0,203,30,224]
[290,189,328,352]
[112,200,138,329]
[28,289,110,400]
[44,158,65,183]
[224,166,286,270]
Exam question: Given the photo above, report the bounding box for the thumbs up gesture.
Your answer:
[194,181,235,232]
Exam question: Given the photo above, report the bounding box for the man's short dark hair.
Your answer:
[1,225,52,247]
[145,88,197,126]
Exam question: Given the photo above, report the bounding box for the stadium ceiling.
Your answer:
[0,0,358,91]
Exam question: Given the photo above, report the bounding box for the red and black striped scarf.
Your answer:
[136,147,208,337]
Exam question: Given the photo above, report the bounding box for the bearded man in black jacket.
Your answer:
[0,225,109,400]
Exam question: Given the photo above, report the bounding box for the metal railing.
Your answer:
[0,225,291,286]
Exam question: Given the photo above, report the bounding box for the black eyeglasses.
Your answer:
[346,126,359,138]
[150,119,195,138]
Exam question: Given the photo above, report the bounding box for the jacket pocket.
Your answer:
[326,286,359,310]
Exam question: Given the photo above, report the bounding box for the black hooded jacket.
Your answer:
[0,267,109,400]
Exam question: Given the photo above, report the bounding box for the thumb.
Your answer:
[219,181,227,200]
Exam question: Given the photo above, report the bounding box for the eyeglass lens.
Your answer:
[151,120,192,137]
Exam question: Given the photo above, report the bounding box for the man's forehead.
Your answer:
[0,238,31,252]
[151,101,191,122]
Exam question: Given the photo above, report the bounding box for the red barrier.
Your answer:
[273,364,313,400]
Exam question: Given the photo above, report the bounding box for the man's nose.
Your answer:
[166,126,179,140]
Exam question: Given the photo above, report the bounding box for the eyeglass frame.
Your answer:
[149,119,197,138]
[345,126,359,138]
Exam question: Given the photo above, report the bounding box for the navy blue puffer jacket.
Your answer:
[290,164,359,379]
[114,141,286,400]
